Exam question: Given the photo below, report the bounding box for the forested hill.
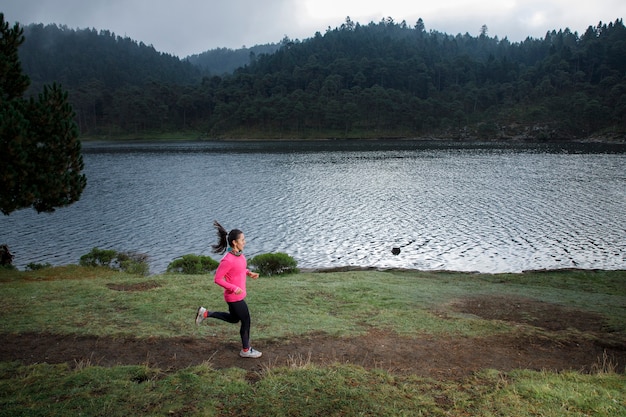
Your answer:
[20,24,204,91]
[17,18,626,140]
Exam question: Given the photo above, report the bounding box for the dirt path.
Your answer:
[2,296,624,379]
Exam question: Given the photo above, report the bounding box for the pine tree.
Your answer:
[0,13,86,215]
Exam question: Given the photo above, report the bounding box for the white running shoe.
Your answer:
[239,347,262,358]
[195,307,207,325]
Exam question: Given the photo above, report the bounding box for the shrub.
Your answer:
[80,248,117,268]
[249,252,298,276]
[117,251,150,276]
[25,262,52,271]
[79,247,149,276]
[167,254,218,274]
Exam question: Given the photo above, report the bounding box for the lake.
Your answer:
[1,140,625,274]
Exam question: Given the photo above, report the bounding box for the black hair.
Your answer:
[211,220,243,254]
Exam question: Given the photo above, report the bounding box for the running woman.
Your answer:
[195,221,262,358]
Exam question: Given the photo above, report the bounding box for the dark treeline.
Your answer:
[18,17,626,140]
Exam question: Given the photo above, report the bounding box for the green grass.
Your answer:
[1,266,625,416]
[0,362,624,416]
[1,267,624,339]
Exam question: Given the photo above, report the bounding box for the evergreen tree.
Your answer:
[0,14,86,215]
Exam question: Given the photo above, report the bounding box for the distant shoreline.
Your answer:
[80,136,626,144]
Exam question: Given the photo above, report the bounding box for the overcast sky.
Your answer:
[3,0,625,57]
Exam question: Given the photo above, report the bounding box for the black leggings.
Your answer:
[208,300,251,349]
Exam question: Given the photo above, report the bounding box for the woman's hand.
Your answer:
[248,272,259,279]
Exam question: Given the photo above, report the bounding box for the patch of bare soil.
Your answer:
[1,295,624,379]
[448,295,613,333]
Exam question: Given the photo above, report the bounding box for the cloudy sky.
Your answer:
[3,0,625,57]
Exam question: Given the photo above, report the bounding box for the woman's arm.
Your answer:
[214,257,241,293]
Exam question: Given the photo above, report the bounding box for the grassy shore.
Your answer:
[1,266,624,416]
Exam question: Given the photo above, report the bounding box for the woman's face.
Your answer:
[231,233,246,252]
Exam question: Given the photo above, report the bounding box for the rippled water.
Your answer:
[2,140,625,274]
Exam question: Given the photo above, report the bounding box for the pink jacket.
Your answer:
[213,252,250,302]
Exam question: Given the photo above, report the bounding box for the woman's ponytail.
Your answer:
[211,220,228,254]
[211,220,244,254]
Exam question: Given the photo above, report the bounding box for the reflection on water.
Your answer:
[2,140,625,274]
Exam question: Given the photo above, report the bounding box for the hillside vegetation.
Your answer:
[17,17,626,140]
